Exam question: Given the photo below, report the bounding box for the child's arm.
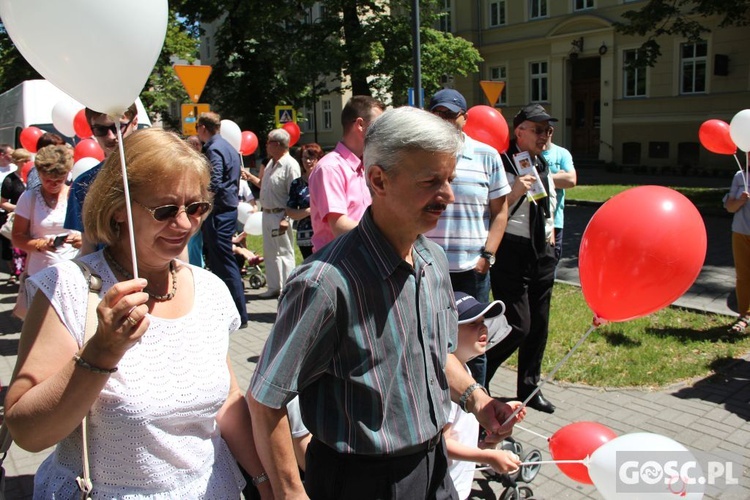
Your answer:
[443,425,521,474]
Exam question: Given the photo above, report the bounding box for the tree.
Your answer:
[172,0,483,134]
[0,24,41,90]
[614,0,750,67]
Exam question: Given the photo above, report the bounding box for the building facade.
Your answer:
[448,0,750,171]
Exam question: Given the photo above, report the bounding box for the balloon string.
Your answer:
[502,324,598,426]
[115,122,139,279]
[735,153,748,192]
[475,458,588,472]
[514,424,549,441]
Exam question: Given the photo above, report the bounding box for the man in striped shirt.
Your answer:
[248,107,523,499]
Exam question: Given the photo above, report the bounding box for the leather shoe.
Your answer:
[257,290,280,299]
[521,392,556,414]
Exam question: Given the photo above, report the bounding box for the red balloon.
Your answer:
[579,186,706,322]
[699,119,736,155]
[19,127,44,153]
[240,131,259,155]
[73,139,104,163]
[282,121,301,147]
[73,108,93,138]
[20,160,34,184]
[549,422,617,484]
[462,105,510,154]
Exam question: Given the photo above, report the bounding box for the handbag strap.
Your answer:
[72,259,102,500]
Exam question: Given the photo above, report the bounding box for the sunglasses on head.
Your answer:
[91,118,134,138]
[135,200,211,221]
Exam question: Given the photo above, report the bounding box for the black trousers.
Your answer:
[487,234,557,396]
[305,437,458,500]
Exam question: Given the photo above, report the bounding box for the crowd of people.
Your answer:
[21,86,750,500]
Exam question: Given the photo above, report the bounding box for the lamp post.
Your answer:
[411,0,422,108]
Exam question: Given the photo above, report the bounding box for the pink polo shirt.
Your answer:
[309,142,371,252]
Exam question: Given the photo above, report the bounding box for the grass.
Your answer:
[567,185,727,212]
[502,283,750,388]
[243,233,749,390]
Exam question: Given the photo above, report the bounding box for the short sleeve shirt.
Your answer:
[541,143,575,228]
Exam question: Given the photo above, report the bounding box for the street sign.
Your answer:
[275,105,296,129]
[181,103,210,136]
[174,65,212,103]
[407,87,425,108]
[479,80,506,106]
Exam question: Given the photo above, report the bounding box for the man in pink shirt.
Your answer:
[309,95,385,252]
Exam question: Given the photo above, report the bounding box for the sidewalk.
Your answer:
[0,168,747,498]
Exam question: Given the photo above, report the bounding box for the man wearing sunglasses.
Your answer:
[196,112,248,326]
[425,89,511,389]
[63,104,138,254]
[486,103,559,414]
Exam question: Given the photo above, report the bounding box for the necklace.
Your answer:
[104,249,178,301]
[41,191,59,208]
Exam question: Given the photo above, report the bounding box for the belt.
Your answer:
[502,232,531,245]
[262,207,285,213]
[311,433,443,461]
[386,433,443,458]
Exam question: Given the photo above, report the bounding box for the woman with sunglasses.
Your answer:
[4,129,271,499]
[286,142,324,259]
[11,145,82,318]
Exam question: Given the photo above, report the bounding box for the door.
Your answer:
[571,78,600,159]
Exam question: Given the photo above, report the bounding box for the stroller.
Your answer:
[232,241,267,290]
[479,436,543,499]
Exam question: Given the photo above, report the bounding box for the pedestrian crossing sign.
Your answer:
[275,105,297,129]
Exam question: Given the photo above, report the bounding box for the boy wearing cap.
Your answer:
[444,292,524,499]
[487,103,558,414]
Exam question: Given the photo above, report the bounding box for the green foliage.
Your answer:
[614,0,750,68]
[0,24,42,91]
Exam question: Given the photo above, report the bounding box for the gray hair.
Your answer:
[364,106,463,177]
[268,128,291,149]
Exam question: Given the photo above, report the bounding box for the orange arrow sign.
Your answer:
[174,65,212,103]
[479,80,506,106]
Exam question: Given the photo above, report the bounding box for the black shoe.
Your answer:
[239,322,248,329]
[521,392,556,414]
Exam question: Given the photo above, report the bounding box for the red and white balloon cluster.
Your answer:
[699,109,750,191]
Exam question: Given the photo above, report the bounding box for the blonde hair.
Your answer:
[83,128,212,245]
[34,145,73,177]
[11,148,31,164]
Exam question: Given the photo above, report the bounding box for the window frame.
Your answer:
[489,0,506,28]
[489,64,508,106]
[622,48,647,98]
[322,100,333,130]
[680,40,708,95]
[529,0,548,20]
[529,60,549,103]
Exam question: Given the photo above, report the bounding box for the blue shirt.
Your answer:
[286,176,313,247]
[250,208,457,455]
[64,161,104,232]
[541,143,575,229]
[425,134,511,271]
[203,134,240,211]
[728,170,750,235]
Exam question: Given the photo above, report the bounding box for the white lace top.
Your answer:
[27,251,245,499]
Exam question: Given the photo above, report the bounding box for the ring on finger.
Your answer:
[126,314,138,326]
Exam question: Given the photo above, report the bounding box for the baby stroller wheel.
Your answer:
[248,271,266,290]
[520,449,542,483]
[500,485,534,500]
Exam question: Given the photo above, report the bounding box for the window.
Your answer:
[322,100,332,130]
[489,65,508,105]
[681,41,707,94]
[302,106,315,132]
[530,61,548,102]
[574,0,594,10]
[489,1,506,27]
[439,0,452,32]
[529,0,547,19]
[623,49,647,97]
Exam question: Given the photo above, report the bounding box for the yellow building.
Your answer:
[449,0,750,171]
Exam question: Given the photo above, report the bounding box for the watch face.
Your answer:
[489,255,496,265]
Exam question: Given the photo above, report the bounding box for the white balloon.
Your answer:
[237,202,256,225]
[220,119,243,153]
[51,100,81,138]
[589,433,704,500]
[0,0,168,117]
[71,157,101,181]
[244,212,263,236]
[729,109,750,152]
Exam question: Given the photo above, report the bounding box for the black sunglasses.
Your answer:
[91,118,134,138]
[134,200,212,222]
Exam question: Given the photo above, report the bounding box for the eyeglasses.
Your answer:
[134,200,211,221]
[432,109,463,120]
[92,118,134,138]
[302,156,318,162]
[520,125,554,137]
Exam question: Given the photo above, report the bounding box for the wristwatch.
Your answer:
[480,246,495,267]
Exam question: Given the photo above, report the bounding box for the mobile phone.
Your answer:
[53,234,68,248]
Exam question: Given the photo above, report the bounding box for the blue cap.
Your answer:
[429,89,468,114]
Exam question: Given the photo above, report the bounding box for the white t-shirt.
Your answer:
[28,252,245,499]
[15,186,79,276]
[446,365,481,500]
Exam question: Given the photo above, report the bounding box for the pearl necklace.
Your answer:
[104,249,177,301]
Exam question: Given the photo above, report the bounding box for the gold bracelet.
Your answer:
[72,354,118,374]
